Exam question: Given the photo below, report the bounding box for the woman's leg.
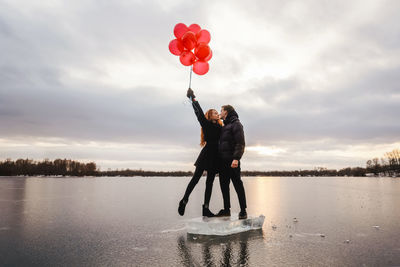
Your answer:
[218,161,231,212]
[182,166,204,202]
[203,171,216,207]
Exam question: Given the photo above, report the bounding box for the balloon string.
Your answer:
[189,65,193,88]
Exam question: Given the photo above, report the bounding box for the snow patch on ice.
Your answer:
[186,214,265,236]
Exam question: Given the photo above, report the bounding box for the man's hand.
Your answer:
[231,159,239,168]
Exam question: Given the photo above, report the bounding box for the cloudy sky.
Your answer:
[1,0,399,171]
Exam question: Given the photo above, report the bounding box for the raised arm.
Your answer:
[187,88,207,127]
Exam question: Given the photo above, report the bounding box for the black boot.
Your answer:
[178,199,187,216]
[202,205,215,217]
[215,209,231,217]
[239,210,247,220]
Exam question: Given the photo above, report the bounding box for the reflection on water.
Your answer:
[178,230,264,266]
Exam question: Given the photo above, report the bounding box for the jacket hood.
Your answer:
[224,110,239,125]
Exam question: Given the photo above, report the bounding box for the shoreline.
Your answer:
[1,175,398,178]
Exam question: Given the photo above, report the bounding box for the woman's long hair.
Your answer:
[200,109,223,147]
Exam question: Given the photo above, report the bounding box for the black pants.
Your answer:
[219,160,247,211]
[182,165,216,206]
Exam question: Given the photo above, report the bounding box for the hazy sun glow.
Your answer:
[247,146,286,156]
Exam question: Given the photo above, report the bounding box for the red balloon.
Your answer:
[204,49,212,61]
[195,43,211,60]
[182,31,197,50]
[188,24,201,34]
[196,29,211,44]
[180,51,195,66]
[168,39,184,56]
[193,61,209,75]
[174,23,188,39]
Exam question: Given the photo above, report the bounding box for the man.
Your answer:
[216,104,247,219]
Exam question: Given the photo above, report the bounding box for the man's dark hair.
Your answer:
[221,105,235,114]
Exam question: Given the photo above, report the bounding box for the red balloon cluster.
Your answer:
[168,23,212,75]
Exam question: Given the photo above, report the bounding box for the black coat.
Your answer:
[218,110,245,161]
[191,100,222,172]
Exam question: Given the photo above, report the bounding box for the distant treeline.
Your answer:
[0,158,366,177]
[0,159,193,177]
[1,149,399,177]
[366,148,400,176]
[99,169,193,177]
[0,159,97,176]
[242,167,366,177]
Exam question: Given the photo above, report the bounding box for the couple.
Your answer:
[178,88,247,220]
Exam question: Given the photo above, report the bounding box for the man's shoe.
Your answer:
[215,209,231,217]
[178,199,187,216]
[202,205,215,217]
[238,210,247,220]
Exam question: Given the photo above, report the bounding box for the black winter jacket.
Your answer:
[218,110,245,161]
[192,100,222,172]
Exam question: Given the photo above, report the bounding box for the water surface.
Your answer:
[0,176,399,266]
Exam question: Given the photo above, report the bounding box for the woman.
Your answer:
[178,88,223,217]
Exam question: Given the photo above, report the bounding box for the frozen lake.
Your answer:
[0,176,399,266]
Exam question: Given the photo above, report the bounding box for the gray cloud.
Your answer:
[241,66,400,145]
[0,0,399,170]
[0,82,198,145]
